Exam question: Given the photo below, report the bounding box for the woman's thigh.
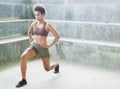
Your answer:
[21,47,37,59]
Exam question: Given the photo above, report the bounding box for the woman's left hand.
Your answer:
[42,44,50,48]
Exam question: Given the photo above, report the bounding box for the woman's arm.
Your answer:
[46,23,60,48]
[28,23,34,44]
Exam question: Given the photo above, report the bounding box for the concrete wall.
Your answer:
[31,0,120,23]
[49,38,120,68]
[0,0,120,68]
[0,0,33,66]
[32,0,120,44]
[48,20,120,43]
[0,0,32,19]
[33,0,120,68]
[0,38,29,65]
[0,20,32,39]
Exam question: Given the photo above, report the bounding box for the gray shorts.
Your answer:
[30,43,50,58]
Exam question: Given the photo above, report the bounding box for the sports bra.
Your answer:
[33,22,49,36]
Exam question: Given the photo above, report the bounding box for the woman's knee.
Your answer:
[44,67,50,72]
[20,54,27,62]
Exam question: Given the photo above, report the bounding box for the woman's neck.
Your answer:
[38,19,45,24]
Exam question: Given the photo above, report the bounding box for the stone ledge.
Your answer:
[32,0,120,4]
[0,3,32,19]
[48,20,120,43]
[0,37,29,65]
[0,36,120,69]
[0,20,33,40]
[50,37,120,68]
[44,4,120,23]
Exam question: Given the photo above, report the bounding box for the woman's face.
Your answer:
[34,11,45,21]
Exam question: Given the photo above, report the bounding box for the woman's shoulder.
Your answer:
[45,22,53,27]
[30,21,37,27]
[31,21,37,25]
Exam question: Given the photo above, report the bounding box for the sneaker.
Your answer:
[54,64,59,73]
[16,80,27,88]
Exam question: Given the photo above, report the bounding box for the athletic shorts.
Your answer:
[30,43,50,58]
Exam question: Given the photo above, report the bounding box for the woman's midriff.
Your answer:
[32,35,47,45]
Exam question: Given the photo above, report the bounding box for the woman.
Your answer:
[16,4,60,88]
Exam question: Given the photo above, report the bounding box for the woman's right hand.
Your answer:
[29,38,33,44]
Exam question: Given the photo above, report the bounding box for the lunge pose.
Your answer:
[16,4,60,88]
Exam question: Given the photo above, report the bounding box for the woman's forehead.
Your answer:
[34,11,42,14]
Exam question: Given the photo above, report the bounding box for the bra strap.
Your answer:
[43,22,46,29]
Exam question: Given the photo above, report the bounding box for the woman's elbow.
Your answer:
[57,35,60,40]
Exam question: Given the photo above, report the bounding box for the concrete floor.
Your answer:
[0,60,120,89]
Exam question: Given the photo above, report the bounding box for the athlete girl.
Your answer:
[16,4,60,88]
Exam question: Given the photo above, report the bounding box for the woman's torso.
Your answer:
[32,21,49,45]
